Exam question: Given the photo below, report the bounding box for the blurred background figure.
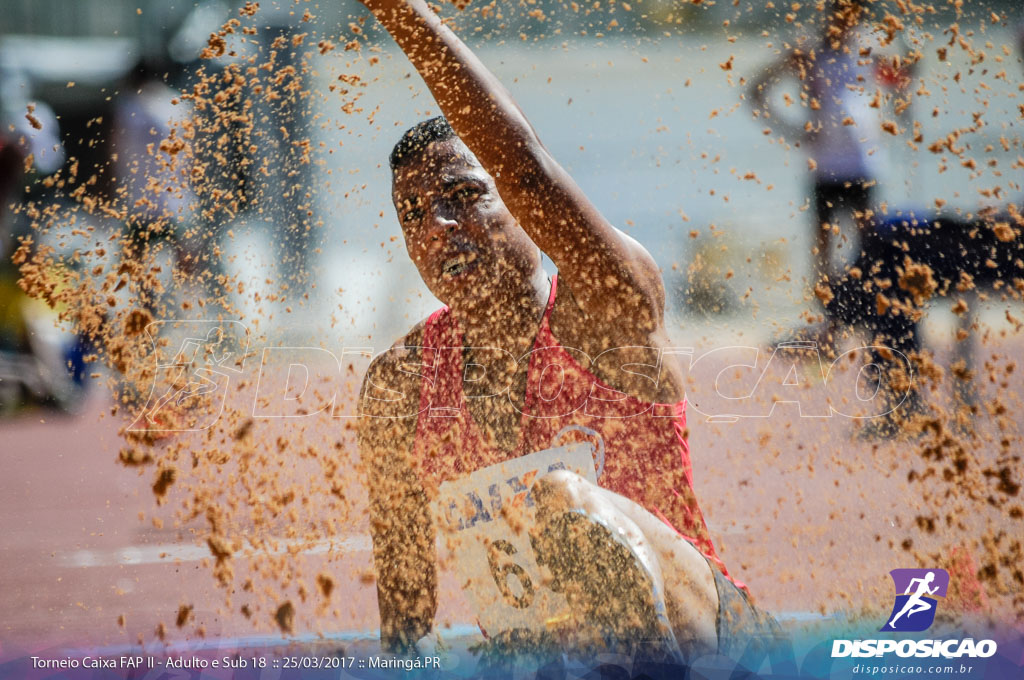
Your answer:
[747,0,881,344]
[110,56,198,313]
[1017,17,1024,80]
[823,205,1024,433]
[0,67,82,413]
[164,0,320,296]
[244,4,318,289]
[0,67,64,249]
[817,14,1024,439]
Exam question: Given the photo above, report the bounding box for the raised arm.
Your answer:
[357,349,437,653]
[359,0,666,331]
[746,52,812,144]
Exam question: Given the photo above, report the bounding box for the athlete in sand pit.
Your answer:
[354,0,775,662]
[889,572,939,628]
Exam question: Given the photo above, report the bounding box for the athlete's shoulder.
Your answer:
[554,233,668,348]
[358,318,429,418]
[357,321,431,502]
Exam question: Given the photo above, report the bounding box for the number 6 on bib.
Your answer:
[435,442,599,636]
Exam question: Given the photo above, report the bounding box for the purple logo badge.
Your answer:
[881,568,949,632]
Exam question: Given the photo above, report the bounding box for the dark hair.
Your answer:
[389,116,456,170]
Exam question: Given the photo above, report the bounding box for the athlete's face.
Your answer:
[391,138,540,305]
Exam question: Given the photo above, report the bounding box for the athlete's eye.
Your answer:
[451,184,482,202]
[400,198,423,225]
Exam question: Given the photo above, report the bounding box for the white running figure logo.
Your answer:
[889,571,939,627]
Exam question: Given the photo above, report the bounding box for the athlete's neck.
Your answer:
[450,268,550,355]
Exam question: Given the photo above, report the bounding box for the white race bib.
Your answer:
[435,443,599,636]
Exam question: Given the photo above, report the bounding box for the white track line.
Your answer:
[60,527,753,567]
[60,535,372,568]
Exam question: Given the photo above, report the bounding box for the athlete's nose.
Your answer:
[426,206,459,243]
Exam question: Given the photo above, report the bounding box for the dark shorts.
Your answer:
[813,176,873,228]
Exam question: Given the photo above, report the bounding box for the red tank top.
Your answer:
[414,276,732,577]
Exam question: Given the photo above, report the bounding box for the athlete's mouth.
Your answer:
[441,251,479,279]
